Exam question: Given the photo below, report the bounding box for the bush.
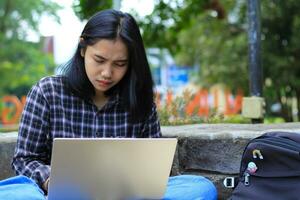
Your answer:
[157,90,250,126]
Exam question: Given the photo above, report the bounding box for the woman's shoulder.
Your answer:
[38,75,66,85]
[35,75,68,95]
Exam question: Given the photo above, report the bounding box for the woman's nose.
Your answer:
[101,65,112,79]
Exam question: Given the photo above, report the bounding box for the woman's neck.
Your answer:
[93,91,108,109]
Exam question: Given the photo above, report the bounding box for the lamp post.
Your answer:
[242,0,265,123]
[248,0,262,98]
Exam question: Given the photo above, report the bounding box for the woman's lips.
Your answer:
[96,80,112,86]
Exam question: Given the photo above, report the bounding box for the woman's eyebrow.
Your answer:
[94,54,107,60]
[94,54,127,62]
[114,59,128,62]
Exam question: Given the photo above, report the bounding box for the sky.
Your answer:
[37,0,154,64]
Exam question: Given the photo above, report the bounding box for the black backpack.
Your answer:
[228,131,300,200]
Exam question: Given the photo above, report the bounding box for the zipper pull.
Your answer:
[244,172,250,186]
[253,149,263,160]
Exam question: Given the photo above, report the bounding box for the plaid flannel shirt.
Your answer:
[12,75,161,188]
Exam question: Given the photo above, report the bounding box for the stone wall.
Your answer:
[1,123,300,199]
[0,132,17,180]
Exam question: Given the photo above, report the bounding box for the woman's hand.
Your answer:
[42,178,50,192]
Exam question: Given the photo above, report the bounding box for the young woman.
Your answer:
[3,9,217,200]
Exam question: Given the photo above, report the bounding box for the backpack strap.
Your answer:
[223,176,239,189]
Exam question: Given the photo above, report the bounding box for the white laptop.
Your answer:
[47,138,177,200]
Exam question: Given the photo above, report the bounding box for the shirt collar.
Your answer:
[101,93,120,110]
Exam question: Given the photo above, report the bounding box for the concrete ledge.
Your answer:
[1,123,300,199]
[0,132,18,180]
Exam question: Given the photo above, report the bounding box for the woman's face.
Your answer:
[82,38,128,96]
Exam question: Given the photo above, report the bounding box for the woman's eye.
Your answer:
[115,63,126,67]
[95,59,104,64]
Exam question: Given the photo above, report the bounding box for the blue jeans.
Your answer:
[0,175,217,200]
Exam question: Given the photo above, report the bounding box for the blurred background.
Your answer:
[1,0,300,129]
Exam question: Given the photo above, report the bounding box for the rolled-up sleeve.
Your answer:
[141,103,162,138]
[12,82,51,188]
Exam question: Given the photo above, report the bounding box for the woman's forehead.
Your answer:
[88,38,128,60]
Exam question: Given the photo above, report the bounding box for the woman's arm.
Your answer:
[141,103,162,138]
[11,82,51,191]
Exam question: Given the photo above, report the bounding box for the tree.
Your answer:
[137,0,300,121]
[72,0,112,20]
[174,1,248,91]
[138,0,249,96]
[260,0,300,121]
[0,0,61,96]
[139,0,230,54]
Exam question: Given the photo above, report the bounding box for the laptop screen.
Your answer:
[48,138,177,200]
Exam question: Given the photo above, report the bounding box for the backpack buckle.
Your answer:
[223,177,236,188]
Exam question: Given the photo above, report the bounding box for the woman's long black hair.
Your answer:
[63,9,154,123]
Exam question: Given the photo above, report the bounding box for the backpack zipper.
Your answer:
[253,137,300,152]
[258,136,300,149]
[244,172,250,186]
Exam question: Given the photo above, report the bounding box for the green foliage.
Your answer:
[139,0,248,91]
[0,101,3,118]
[0,39,55,96]
[139,0,210,54]
[0,0,60,40]
[176,12,248,91]
[0,0,60,96]
[137,0,300,122]
[264,117,285,124]
[72,0,112,20]
[260,1,300,121]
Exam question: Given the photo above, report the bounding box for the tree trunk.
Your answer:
[0,0,12,34]
[296,89,300,121]
[277,89,293,122]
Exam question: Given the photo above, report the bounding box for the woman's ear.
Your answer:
[80,49,85,57]
[79,37,85,57]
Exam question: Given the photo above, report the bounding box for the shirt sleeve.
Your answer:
[141,103,162,138]
[11,82,51,189]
